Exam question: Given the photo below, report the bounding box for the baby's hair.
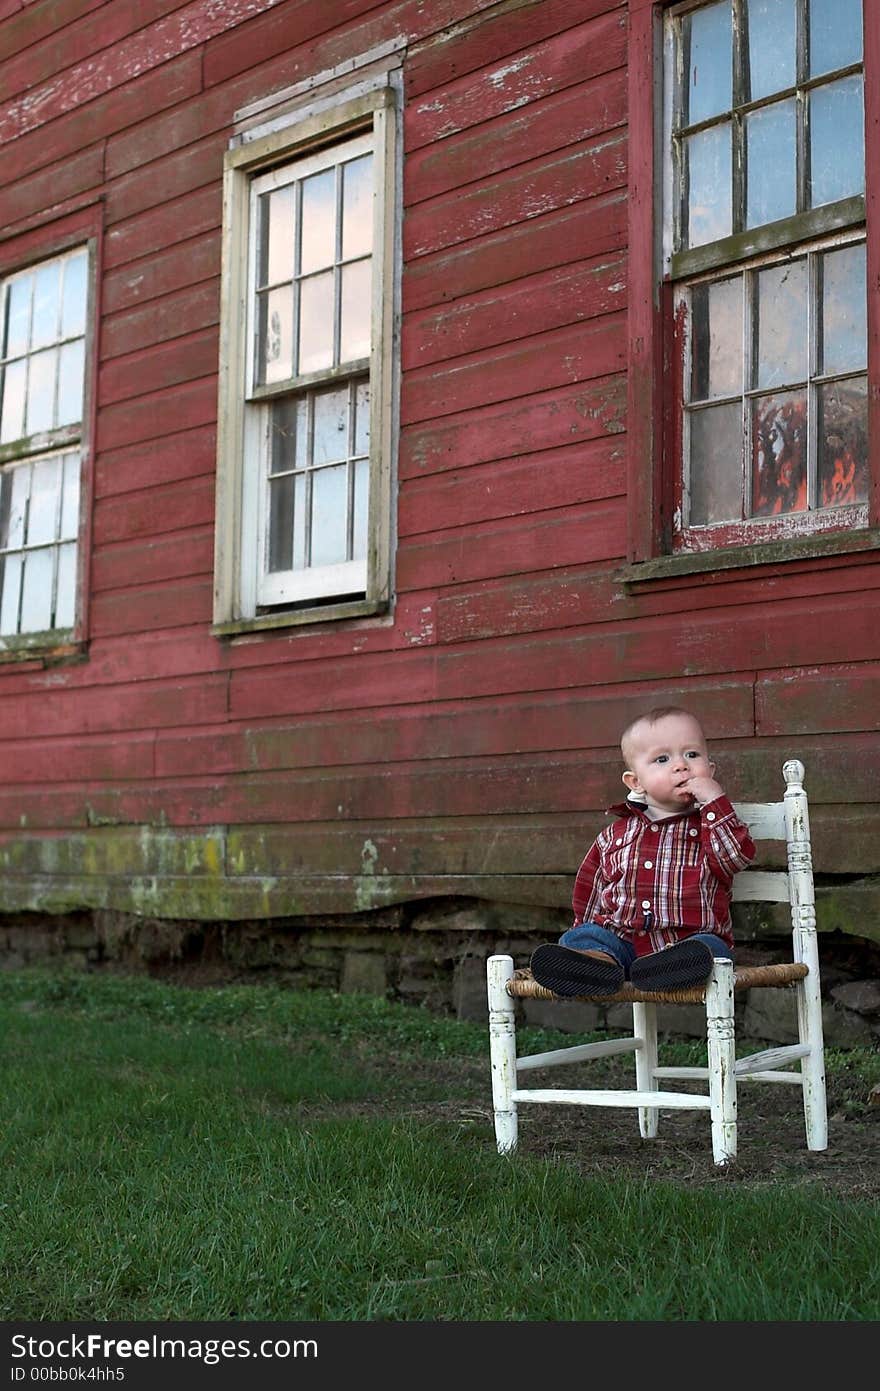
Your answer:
[620,706,704,765]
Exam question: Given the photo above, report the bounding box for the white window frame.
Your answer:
[213,75,401,633]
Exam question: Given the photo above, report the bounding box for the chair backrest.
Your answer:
[729,760,813,940]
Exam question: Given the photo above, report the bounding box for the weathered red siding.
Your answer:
[0,0,877,951]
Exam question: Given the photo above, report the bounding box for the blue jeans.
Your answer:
[558,922,733,977]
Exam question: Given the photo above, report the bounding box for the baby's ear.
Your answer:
[622,770,641,794]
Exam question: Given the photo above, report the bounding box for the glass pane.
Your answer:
[54,541,76,628]
[297,272,334,374]
[688,402,743,525]
[751,390,807,515]
[310,463,348,567]
[0,553,22,634]
[820,243,866,375]
[60,453,80,538]
[810,77,864,208]
[313,386,349,466]
[25,348,57,435]
[27,456,61,545]
[342,155,373,261]
[258,285,293,385]
[755,259,807,388]
[745,0,796,101]
[300,168,336,276]
[60,251,88,340]
[686,123,732,248]
[354,381,370,457]
[689,275,742,401]
[57,339,84,427]
[31,261,60,348]
[5,276,31,357]
[352,457,368,560]
[260,186,295,287]
[810,0,862,76]
[817,377,867,508]
[0,465,28,549]
[0,358,26,442]
[293,473,306,570]
[685,1,732,125]
[267,474,294,572]
[745,98,796,228]
[269,397,307,474]
[339,260,371,363]
[20,546,53,632]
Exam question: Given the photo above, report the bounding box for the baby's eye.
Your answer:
[654,754,669,764]
[685,750,702,759]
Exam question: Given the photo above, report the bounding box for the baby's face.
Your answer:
[622,712,714,815]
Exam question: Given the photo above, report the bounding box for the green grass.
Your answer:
[1,968,878,1321]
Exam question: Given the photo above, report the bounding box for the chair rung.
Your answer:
[516,1037,640,1071]
[511,1087,712,1110]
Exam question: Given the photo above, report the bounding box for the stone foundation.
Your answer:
[1,898,879,1047]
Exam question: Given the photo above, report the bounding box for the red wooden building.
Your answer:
[0,0,877,1018]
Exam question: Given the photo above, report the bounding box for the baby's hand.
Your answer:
[685,775,726,805]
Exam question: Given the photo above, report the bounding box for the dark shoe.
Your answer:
[530,944,624,997]
[629,939,716,992]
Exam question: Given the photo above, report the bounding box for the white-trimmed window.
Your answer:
[0,246,89,640]
[664,0,867,552]
[214,76,400,630]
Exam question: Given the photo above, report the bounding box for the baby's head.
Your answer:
[619,706,715,815]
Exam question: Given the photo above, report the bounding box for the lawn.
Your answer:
[1,968,878,1321]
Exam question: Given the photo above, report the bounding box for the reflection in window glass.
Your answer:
[685,1,731,125]
[686,124,732,248]
[745,0,796,101]
[297,273,334,375]
[745,99,796,227]
[0,449,81,635]
[752,391,807,516]
[299,169,336,275]
[690,276,742,401]
[310,464,348,567]
[342,156,373,261]
[755,259,807,389]
[688,402,743,525]
[340,259,371,363]
[810,77,864,208]
[820,243,866,375]
[809,0,862,76]
[817,378,868,508]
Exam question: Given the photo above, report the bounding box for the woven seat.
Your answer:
[487,760,827,1165]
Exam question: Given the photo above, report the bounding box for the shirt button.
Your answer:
[644,860,653,869]
[706,811,716,822]
[641,900,651,910]
[616,838,623,846]
[651,824,659,832]
[689,828,698,838]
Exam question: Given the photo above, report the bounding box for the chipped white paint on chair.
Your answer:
[486,760,828,1167]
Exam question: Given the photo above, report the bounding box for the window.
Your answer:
[0,245,89,641]
[665,0,866,552]
[214,77,400,631]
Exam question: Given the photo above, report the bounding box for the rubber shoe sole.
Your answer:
[629,939,716,992]
[530,943,624,997]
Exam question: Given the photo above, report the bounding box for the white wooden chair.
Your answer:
[487,760,827,1166]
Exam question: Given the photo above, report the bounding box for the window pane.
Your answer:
[817,377,867,509]
[260,186,296,287]
[690,276,742,401]
[268,474,294,572]
[809,77,864,208]
[354,381,370,457]
[745,0,796,101]
[313,386,349,466]
[300,168,336,276]
[342,155,373,261]
[339,259,371,363]
[686,123,732,248]
[31,261,60,349]
[5,276,31,357]
[820,243,866,375]
[0,358,26,442]
[685,2,732,125]
[60,250,88,340]
[0,553,22,634]
[0,464,27,549]
[292,473,306,570]
[752,391,807,515]
[310,463,348,567]
[810,0,862,77]
[27,456,61,545]
[25,348,56,435]
[269,397,307,474]
[258,285,294,385]
[20,546,53,631]
[297,272,334,374]
[352,456,368,560]
[57,339,84,427]
[54,541,76,628]
[60,452,80,537]
[745,98,796,228]
[755,259,807,389]
[688,402,743,525]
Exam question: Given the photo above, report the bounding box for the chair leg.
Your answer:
[633,1001,659,1138]
[795,936,828,1152]
[706,959,737,1166]
[487,954,518,1154]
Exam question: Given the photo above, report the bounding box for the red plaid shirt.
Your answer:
[572,796,756,957]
